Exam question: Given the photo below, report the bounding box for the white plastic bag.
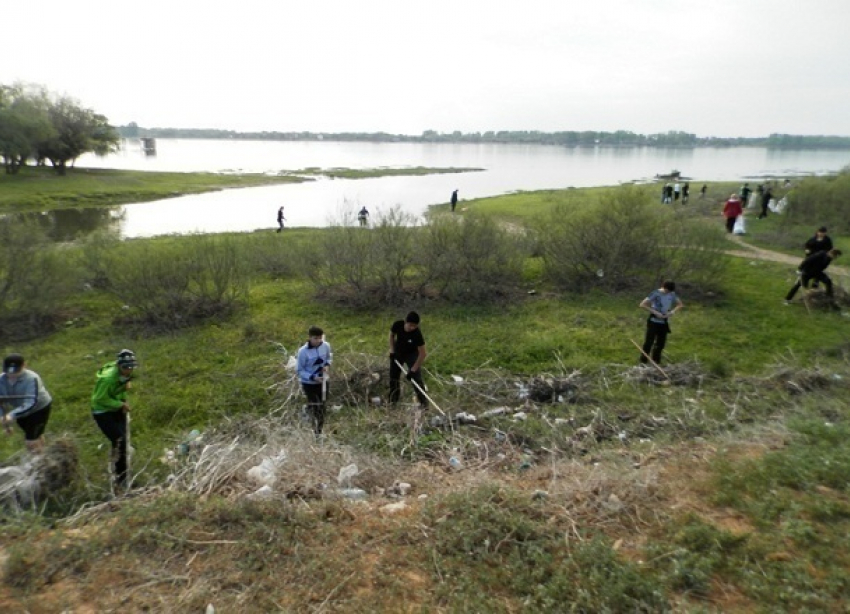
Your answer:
[733,215,746,235]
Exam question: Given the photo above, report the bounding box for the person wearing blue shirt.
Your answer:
[0,353,53,454]
[639,281,683,365]
[296,326,333,434]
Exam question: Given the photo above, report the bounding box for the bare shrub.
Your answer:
[0,216,78,339]
[417,213,527,302]
[241,231,302,279]
[536,186,726,293]
[99,234,249,330]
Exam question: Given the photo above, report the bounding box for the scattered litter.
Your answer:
[512,412,528,421]
[481,407,508,418]
[380,501,408,514]
[337,463,359,487]
[454,412,477,424]
[246,485,274,501]
[532,490,548,501]
[448,457,462,470]
[246,452,287,487]
[339,488,368,500]
[451,375,464,383]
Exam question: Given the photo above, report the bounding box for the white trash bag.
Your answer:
[733,215,747,235]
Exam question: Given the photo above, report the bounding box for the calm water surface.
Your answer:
[72,139,850,238]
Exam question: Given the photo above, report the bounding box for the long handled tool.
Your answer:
[630,339,671,383]
[394,359,446,416]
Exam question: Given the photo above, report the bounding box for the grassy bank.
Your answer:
[1,179,849,612]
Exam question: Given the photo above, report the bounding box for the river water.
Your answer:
[68,139,850,238]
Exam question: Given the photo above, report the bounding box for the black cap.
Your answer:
[3,354,24,375]
[818,226,828,233]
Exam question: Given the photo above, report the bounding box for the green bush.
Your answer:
[94,234,249,330]
[0,215,79,339]
[536,186,727,293]
[417,212,528,302]
[784,168,850,233]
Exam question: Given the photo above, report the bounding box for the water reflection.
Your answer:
[12,207,124,242]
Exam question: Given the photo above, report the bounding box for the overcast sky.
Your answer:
[4,0,850,137]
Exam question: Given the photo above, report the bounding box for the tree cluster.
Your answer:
[0,83,120,175]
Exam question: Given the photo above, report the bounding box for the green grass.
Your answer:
[0,166,308,212]
[2,178,850,611]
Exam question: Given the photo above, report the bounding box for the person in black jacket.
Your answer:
[805,226,833,256]
[785,249,842,303]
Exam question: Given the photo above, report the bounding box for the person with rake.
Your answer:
[388,311,429,409]
[0,353,53,455]
[297,326,333,435]
[639,281,683,366]
[91,349,138,490]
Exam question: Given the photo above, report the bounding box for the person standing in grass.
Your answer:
[700,184,707,199]
[91,349,138,489]
[785,249,842,303]
[0,354,53,454]
[297,326,332,435]
[388,311,428,409]
[758,186,772,219]
[450,189,459,213]
[357,206,370,227]
[722,194,743,233]
[277,206,286,233]
[682,182,690,204]
[639,281,683,365]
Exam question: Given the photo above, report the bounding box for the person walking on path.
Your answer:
[388,311,428,408]
[450,189,459,213]
[91,349,138,489]
[722,194,743,233]
[296,326,333,435]
[357,206,370,227]
[758,187,772,219]
[0,354,53,455]
[276,206,286,233]
[785,249,842,303]
[639,281,683,365]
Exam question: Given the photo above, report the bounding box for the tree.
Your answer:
[36,95,120,174]
[0,84,54,174]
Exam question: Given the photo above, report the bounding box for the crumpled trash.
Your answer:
[246,451,287,487]
[246,485,274,501]
[337,463,359,487]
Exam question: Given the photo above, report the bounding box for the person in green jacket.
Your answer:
[91,349,138,489]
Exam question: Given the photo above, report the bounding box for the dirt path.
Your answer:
[724,235,849,280]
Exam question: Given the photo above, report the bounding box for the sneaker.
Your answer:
[783,300,792,306]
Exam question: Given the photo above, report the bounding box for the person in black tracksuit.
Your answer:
[804,227,834,289]
[785,249,842,302]
[388,311,428,408]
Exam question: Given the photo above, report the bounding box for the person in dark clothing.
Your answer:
[682,182,690,204]
[700,184,707,199]
[91,349,138,489]
[450,189,459,212]
[785,249,842,303]
[758,187,772,219]
[740,183,752,207]
[664,184,674,204]
[276,206,286,232]
[804,226,833,256]
[388,311,428,408]
[805,226,834,288]
[639,281,683,365]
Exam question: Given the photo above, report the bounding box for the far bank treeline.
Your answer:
[121,123,850,150]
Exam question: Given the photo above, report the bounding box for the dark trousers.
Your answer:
[641,321,669,364]
[93,411,128,485]
[389,355,427,406]
[302,382,327,434]
[725,217,736,233]
[786,273,832,301]
[758,200,769,219]
[17,403,51,441]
